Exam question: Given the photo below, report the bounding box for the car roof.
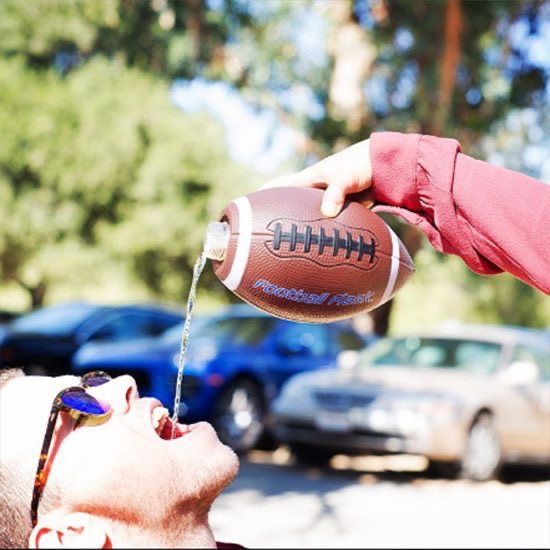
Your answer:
[399,323,550,350]
[8,301,183,336]
[210,303,359,328]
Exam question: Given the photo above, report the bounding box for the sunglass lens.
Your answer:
[82,372,111,387]
[60,391,110,415]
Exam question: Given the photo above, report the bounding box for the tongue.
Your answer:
[159,419,184,440]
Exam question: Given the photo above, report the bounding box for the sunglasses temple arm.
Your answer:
[30,407,60,526]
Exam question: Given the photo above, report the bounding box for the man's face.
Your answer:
[0,373,239,528]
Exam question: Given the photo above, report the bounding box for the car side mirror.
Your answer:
[499,361,539,386]
[277,338,311,357]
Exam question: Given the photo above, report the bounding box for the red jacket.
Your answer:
[370,132,550,295]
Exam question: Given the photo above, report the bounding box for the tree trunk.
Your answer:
[18,280,47,309]
[431,0,464,135]
[325,1,376,134]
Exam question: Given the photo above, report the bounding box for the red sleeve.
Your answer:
[369,131,550,295]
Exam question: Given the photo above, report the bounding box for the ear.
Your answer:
[29,512,111,549]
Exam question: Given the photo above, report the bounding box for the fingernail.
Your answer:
[322,201,339,217]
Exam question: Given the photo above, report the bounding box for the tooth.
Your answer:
[152,407,168,430]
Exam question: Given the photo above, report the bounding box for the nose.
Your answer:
[88,375,138,415]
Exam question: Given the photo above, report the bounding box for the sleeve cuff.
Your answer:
[370,131,423,212]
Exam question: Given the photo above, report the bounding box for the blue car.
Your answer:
[0,301,184,376]
[72,304,371,453]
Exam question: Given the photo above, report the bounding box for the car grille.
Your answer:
[313,390,376,411]
[280,419,401,440]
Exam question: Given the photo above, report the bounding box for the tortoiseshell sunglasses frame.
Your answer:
[30,371,112,527]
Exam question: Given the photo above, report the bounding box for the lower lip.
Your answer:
[167,421,212,440]
[185,421,211,434]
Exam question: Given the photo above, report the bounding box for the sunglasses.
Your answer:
[30,371,113,527]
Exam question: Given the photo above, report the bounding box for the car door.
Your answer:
[497,344,550,458]
[271,322,334,391]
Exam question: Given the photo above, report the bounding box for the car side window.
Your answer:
[88,313,172,342]
[277,323,330,357]
[202,317,277,345]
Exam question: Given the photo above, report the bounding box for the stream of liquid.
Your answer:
[170,251,207,438]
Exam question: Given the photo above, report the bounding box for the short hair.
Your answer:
[0,369,59,548]
[0,368,30,548]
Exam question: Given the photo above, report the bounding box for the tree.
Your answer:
[0,55,254,308]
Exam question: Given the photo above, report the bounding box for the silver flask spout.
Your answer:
[204,221,230,261]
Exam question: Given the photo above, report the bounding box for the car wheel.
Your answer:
[25,364,50,376]
[211,379,266,454]
[460,412,502,481]
[426,460,460,479]
[288,443,334,467]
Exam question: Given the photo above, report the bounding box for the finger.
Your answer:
[321,181,348,217]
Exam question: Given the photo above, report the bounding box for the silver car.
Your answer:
[273,324,550,481]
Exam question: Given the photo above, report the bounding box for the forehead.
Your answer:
[0,374,81,460]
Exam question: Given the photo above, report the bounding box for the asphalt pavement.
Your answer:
[210,449,550,549]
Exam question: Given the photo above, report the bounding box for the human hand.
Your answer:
[261,138,373,217]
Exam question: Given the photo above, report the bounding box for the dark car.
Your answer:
[0,309,23,344]
[72,304,371,453]
[0,301,184,376]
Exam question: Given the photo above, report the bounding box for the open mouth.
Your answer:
[151,406,190,440]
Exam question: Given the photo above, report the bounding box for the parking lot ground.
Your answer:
[210,449,550,549]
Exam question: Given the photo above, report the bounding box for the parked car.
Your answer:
[273,324,550,481]
[0,310,22,344]
[72,303,372,453]
[0,301,184,376]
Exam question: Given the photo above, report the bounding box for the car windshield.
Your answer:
[358,336,503,375]
[10,302,99,336]
[162,315,276,346]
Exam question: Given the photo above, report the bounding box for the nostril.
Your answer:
[125,385,135,405]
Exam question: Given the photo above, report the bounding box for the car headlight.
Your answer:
[368,393,461,435]
[278,378,310,402]
[275,376,315,412]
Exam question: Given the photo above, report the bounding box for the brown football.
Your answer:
[211,187,415,323]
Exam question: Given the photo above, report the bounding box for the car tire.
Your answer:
[426,460,460,479]
[288,443,334,467]
[460,412,502,481]
[25,364,51,376]
[211,378,266,454]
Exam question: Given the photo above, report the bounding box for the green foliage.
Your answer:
[0,55,256,308]
[0,0,118,60]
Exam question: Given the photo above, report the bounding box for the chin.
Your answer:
[221,443,240,482]
[208,442,240,496]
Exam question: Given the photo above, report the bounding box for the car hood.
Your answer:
[73,335,249,368]
[298,365,494,399]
